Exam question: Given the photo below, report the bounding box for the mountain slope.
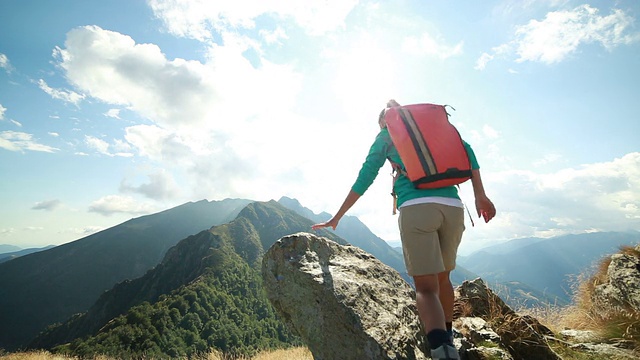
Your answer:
[30,201,344,358]
[0,198,253,351]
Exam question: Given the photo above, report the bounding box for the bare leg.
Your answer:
[413,273,446,332]
[438,271,454,324]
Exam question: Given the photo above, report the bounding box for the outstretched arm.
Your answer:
[471,169,496,223]
[311,190,361,230]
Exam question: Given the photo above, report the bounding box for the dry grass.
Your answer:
[0,352,113,360]
[206,347,312,360]
[0,347,313,360]
[517,245,640,357]
[516,302,568,330]
[569,246,640,344]
[0,351,76,360]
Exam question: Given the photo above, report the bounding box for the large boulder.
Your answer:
[593,244,640,312]
[454,278,561,360]
[262,232,428,360]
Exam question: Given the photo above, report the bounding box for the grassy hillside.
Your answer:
[30,201,343,359]
[0,199,252,351]
[54,250,299,358]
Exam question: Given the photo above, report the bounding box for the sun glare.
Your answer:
[331,40,399,116]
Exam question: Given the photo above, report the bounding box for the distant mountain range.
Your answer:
[457,231,640,305]
[0,245,56,264]
[0,244,22,254]
[1,196,638,354]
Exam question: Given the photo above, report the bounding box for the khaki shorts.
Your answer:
[398,203,465,276]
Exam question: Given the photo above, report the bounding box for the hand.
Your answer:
[311,217,340,230]
[475,195,496,223]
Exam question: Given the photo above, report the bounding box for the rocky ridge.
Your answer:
[263,232,639,360]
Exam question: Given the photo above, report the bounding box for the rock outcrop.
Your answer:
[262,232,428,360]
[592,244,640,312]
[454,278,561,360]
[262,232,640,360]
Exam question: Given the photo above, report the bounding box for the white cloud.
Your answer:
[0,104,19,128]
[475,43,511,70]
[475,52,494,70]
[0,131,59,153]
[515,5,639,64]
[147,0,358,40]
[84,135,110,155]
[32,199,62,211]
[124,124,192,161]
[120,170,180,200]
[533,153,562,167]
[61,226,104,236]
[54,26,216,128]
[0,228,16,236]
[52,24,313,204]
[469,124,502,145]
[482,125,500,139]
[402,33,464,59]
[260,26,289,45]
[0,53,12,72]
[88,195,158,216]
[112,139,132,153]
[84,135,134,157]
[54,26,301,134]
[480,152,640,241]
[105,109,121,119]
[479,5,640,67]
[23,226,44,232]
[494,0,571,17]
[37,79,85,105]
[201,32,302,122]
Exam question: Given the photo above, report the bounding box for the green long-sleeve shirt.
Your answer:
[351,128,479,207]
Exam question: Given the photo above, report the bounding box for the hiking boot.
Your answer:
[430,344,459,360]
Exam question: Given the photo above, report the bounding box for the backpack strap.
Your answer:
[463,197,475,226]
[388,159,406,215]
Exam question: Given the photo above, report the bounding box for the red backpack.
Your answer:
[384,103,472,189]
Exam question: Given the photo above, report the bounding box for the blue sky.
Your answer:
[1,0,639,254]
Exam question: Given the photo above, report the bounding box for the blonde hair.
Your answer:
[379,99,400,129]
[386,99,400,108]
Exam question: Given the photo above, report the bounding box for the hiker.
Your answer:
[311,99,496,360]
